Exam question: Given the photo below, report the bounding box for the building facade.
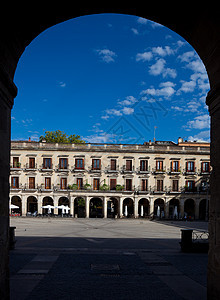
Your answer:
[9,138,210,220]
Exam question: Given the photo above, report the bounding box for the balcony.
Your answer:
[198,168,211,175]
[10,163,21,170]
[105,165,120,173]
[152,167,166,174]
[72,166,85,172]
[23,183,38,191]
[10,184,23,191]
[183,167,197,175]
[121,165,135,174]
[55,164,69,172]
[24,163,38,170]
[167,167,181,175]
[88,166,102,173]
[39,184,54,192]
[136,166,150,174]
[40,164,54,172]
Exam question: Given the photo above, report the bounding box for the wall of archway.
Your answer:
[1,8,220,299]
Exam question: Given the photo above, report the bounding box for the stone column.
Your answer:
[0,69,17,299]
[119,197,123,218]
[206,86,220,299]
[134,198,138,218]
[164,197,169,219]
[37,195,43,215]
[149,197,154,217]
[85,196,89,218]
[21,195,27,216]
[53,196,58,215]
[70,196,74,217]
[179,198,185,219]
[195,197,200,220]
[103,197,107,218]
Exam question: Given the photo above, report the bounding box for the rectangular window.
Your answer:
[13,157,20,168]
[110,179,117,190]
[75,159,84,169]
[93,178,100,190]
[45,177,51,189]
[29,177,35,189]
[172,180,179,192]
[171,161,179,172]
[77,178,83,189]
[59,158,68,169]
[126,179,132,191]
[43,158,52,169]
[60,178,67,189]
[126,160,132,171]
[201,162,210,172]
[156,161,163,171]
[156,179,163,191]
[186,180,195,191]
[92,159,101,170]
[141,179,148,191]
[140,160,148,171]
[186,161,195,172]
[11,177,19,188]
[29,157,35,169]
[110,159,116,170]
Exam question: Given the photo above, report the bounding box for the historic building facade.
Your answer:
[9,138,210,219]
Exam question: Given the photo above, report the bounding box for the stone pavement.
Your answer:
[9,218,208,300]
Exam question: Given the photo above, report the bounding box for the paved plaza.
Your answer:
[10,218,208,300]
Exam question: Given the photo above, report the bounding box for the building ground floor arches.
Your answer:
[9,192,210,220]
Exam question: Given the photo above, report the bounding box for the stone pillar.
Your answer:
[164,197,169,219]
[103,197,107,218]
[134,198,138,218]
[53,196,58,215]
[149,197,154,217]
[0,70,17,299]
[206,86,220,299]
[70,196,74,217]
[21,195,27,216]
[179,198,185,219]
[195,197,200,220]
[37,195,43,215]
[119,198,123,218]
[85,196,89,218]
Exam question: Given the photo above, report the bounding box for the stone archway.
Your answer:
[27,196,38,214]
[74,197,86,218]
[138,198,149,218]
[107,197,119,218]
[11,196,22,216]
[89,197,103,218]
[123,198,134,218]
[1,10,220,299]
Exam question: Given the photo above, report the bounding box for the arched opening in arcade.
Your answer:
[168,198,180,219]
[42,196,54,215]
[27,196,38,215]
[138,198,149,218]
[58,196,70,216]
[90,197,103,218]
[74,197,86,218]
[107,197,119,218]
[10,196,22,216]
[123,198,134,218]
[184,198,195,220]
[154,198,165,218]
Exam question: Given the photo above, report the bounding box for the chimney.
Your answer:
[178,137,183,144]
[28,137,31,142]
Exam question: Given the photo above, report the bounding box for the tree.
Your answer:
[39,130,85,144]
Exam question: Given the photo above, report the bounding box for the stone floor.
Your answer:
[10,218,208,300]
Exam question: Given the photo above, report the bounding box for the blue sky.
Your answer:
[12,14,210,144]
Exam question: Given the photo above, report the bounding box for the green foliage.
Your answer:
[99,183,110,191]
[39,130,85,144]
[68,184,78,190]
[116,184,124,191]
[83,183,91,190]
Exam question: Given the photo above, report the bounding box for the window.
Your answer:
[140,160,148,171]
[92,159,101,170]
[110,159,116,170]
[59,158,68,169]
[156,179,163,191]
[11,177,19,188]
[186,180,195,191]
[13,157,20,168]
[126,179,132,191]
[75,159,84,169]
[201,162,210,172]
[141,179,148,191]
[93,178,100,190]
[156,161,163,171]
[60,178,67,189]
[43,158,52,169]
[77,178,83,189]
[172,180,179,192]
[186,161,195,172]
[171,161,179,172]
[45,177,51,189]
[110,179,117,190]
[126,160,132,171]
[29,157,35,169]
[29,177,35,189]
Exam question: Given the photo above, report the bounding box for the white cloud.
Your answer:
[188,130,210,142]
[105,108,122,116]
[149,58,177,78]
[131,28,139,35]
[121,107,134,115]
[118,96,137,106]
[137,17,148,24]
[136,51,153,62]
[59,81,66,88]
[141,81,176,98]
[185,114,210,130]
[178,80,196,93]
[152,46,174,57]
[96,49,117,63]
[83,132,116,143]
